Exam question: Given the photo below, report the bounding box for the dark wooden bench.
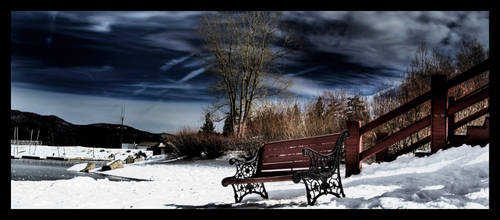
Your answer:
[222,130,350,205]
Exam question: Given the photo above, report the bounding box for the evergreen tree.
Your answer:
[346,95,370,123]
[200,112,215,134]
[314,96,324,119]
[291,104,302,127]
[222,112,233,137]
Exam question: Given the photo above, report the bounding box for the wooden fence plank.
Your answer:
[360,91,431,135]
[360,116,431,161]
[450,107,489,131]
[448,86,489,115]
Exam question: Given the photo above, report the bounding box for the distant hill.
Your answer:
[10,110,174,148]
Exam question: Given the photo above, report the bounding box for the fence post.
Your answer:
[430,74,448,153]
[375,132,389,162]
[448,96,455,137]
[345,120,362,177]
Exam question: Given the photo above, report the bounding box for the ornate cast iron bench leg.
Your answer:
[294,171,344,205]
[225,155,268,203]
[292,130,349,205]
[231,183,268,203]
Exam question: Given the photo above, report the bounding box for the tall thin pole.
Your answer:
[120,105,125,148]
[56,132,59,157]
[29,129,33,155]
[34,129,40,154]
[16,127,19,156]
[12,128,15,155]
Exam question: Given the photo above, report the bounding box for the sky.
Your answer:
[10,11,489,133]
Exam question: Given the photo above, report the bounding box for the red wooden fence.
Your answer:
[345,59,490,177]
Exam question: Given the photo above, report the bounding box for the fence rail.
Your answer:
[450,107,489,131]
[359,90,432,135]
[344,59,489,177]
[448,85,489,116]
[360,116,431,161]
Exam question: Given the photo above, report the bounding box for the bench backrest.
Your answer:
[257,132,344,173]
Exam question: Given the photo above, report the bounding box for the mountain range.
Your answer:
[10,109,173,148]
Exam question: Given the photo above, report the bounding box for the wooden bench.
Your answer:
[222,130,350,205]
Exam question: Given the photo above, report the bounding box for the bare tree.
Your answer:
[199,11,293,138]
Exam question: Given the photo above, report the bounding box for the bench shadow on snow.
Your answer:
[164,185,310,208]
[164,200,309,209]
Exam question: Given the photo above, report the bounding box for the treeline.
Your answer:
[245,92,370,142]
[171,93,371,159]
[172,37,488,160]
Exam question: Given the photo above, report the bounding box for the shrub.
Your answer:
[172,128,231,159]
[200,133,228,159]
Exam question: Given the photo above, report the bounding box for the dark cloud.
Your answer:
[11,11,489,132]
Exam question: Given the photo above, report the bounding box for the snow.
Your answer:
[67,163,89,172]
[11,144,489,209]
[10,145,153,161]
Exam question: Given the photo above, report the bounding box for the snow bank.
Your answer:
[11,144,488,209]
[10,145,153,161]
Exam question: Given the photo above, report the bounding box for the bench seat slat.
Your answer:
[264,141,335,152]
[263,141,337,155]
[261,149,332,164]
[222,174,294,186]
[260,160,311,171]
[264,133,341,146]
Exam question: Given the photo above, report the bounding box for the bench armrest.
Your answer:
[292,148,340,183]
[292,130,349,183]
[302,147,339,170]
[228,152,259,165]
[228,152,260,179]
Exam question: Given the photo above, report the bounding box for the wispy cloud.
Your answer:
[126,82,195,90]
[262,73,329,98]
[286,66,326,77]
[160,54,195,72]
[178,67,206,83]
[183,59,203,68]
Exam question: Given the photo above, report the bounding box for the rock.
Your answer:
[134,157,144,163]
[80,163,96,173]
[125,155,135,164]
[108,154,115,159]
[101,160,123,171]
[100,149,105,152]
[135,151,147,159]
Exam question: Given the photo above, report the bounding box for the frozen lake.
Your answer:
[11,158,146,182]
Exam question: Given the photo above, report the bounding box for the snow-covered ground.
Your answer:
[11,144,489,209]
[11,145,153,161]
